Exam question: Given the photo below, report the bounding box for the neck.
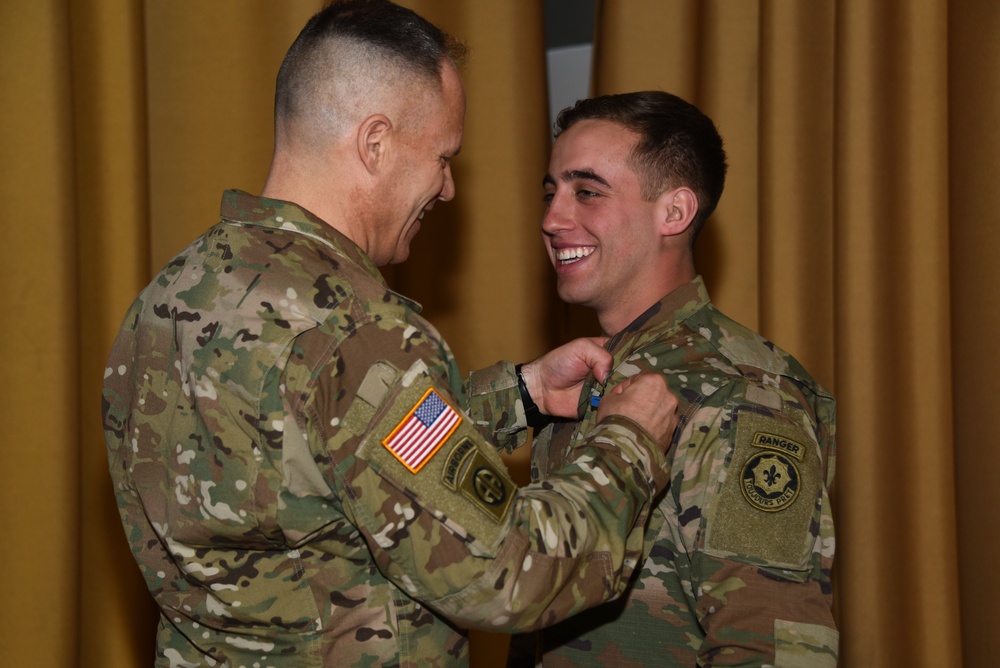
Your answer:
[261,150,370,254]
[597,256,696,336]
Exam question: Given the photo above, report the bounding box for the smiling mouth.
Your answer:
[554,246,595,265]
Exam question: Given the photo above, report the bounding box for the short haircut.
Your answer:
[274,0,466,143]
[555,91,727,241]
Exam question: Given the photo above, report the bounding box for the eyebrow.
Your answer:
[542,169,611,189]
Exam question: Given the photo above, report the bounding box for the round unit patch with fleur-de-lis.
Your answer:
[740,452,800,512]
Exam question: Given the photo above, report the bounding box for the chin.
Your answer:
[389,243,413,265]
[556,284,589,307]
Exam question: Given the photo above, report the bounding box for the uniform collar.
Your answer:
[219,189,423,312]
[577,276,712,417]
[606,276,711,357]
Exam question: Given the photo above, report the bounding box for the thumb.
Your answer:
[609,376,633,394]
[580,338,612,384]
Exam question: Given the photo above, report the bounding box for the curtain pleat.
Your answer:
[0,2,81,667]
[758,2,836,383]
[2,0,998,665]
[951,2,1000,665]
[833,2,962,664]
[143,1,320,272]
[69,0,158,664]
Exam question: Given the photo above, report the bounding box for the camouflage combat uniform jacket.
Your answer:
[102,190,670,667]
[521,277,837,667]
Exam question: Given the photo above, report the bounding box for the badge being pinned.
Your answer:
[382,388,461,473]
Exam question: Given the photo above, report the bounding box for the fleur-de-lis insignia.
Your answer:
[764,465,781,486]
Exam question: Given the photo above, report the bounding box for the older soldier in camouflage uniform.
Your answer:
[508,92,838,666]
[101,3,680,667]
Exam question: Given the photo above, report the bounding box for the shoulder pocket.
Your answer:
[355,360,517,553]
[703,403,822,575]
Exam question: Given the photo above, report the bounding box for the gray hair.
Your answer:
[274,0,466,143]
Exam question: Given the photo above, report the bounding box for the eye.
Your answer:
[542,191,554,204]
[576,188,599,200]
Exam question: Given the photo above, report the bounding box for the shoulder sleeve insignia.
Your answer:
[704,403,822,570]
[741,451,800,512]
[360,373,516,550]
[442,438,514,523]
[381,388,461,473]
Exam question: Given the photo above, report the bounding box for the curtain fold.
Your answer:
[70,1,158,664]
[0,2,80,666]
[950,2,1000,665]
[143,1,320,271]
[758,1,836,383]
[832,2,961,664]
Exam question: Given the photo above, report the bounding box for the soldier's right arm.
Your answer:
[289,310,674,632]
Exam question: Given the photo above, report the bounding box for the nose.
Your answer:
[439,165,456,202]
[542,193,572,235]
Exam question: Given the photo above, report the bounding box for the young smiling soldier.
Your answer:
[507,91,838,666]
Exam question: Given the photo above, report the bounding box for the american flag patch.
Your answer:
[382,388,461,473]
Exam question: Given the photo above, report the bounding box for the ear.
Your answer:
[655,186,699,237]
[356,114,392,174]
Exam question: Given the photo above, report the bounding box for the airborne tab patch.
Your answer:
[442,438,513,523]
[382,388,461,473]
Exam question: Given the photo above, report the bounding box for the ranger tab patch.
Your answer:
[382,388,461,473]
[751,431,805,460]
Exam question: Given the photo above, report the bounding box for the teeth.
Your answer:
[418,211,425,220]
[554,247,595,263]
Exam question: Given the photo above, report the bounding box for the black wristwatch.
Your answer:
[515,363,549,429]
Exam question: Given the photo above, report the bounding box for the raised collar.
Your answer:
[605,275,711,358]
[220,189,384,279]
[218,189,422,312]
[576,277,712,417]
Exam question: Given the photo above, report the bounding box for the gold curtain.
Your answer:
[2,0,998,666]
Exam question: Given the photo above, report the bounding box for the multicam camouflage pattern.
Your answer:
[102,190,669,667]
[517,277,837,667]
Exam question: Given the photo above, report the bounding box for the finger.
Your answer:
[583,336,610,347]
[593,358,613,385]
[574,341,612,383]
[610,377,631,394]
